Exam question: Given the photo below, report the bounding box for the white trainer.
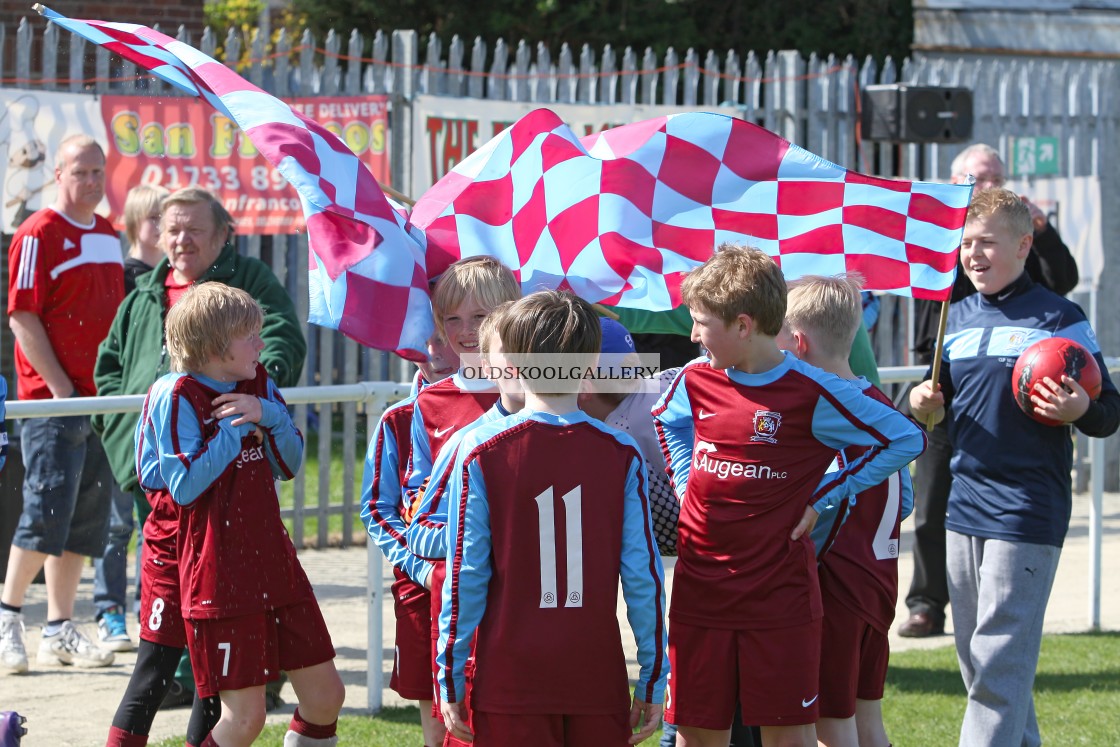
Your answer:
[0,610,29,674]
[37,620,115,668]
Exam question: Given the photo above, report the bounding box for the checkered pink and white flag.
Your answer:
[36,4,434,360]
[412,109,973,305]
[42,4,972,361]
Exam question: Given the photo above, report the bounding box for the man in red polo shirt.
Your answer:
[0,134,123,675]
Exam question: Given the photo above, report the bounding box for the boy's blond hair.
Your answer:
[432,257,521,337]
[165,283,263,373]
[967,188,1032,238]
[123,184,170,246]
[479,301,514,358]
[498,291,600,395]
[681,244,786,335]
[785,274,865,359]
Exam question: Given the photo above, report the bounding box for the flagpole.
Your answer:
[379,181,415,207]
[926,299,951,431]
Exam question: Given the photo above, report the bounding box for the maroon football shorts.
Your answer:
[186,599,335,698]
[138,558,186,648]
[392,602,435,701]
[471,710,631,747]
[818,586,889,718]
[666,618,821,728]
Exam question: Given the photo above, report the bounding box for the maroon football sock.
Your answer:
[289,708,337,739]
[106,726,148,747]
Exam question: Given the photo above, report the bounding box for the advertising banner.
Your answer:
[0,89,389,234]
[101,94,389,233]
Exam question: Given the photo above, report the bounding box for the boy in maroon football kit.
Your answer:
[404,256,521,744]
[137,284,344,747]
[776,275,912,747]
[361,332,458,747]
[438,291,668,746]
[654,246,925,747]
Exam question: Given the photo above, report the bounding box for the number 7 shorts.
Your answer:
[185,599,336,698]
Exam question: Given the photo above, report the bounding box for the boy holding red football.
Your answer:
[909,188,1120,746]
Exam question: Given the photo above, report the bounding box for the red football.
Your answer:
[1012,337,1102,426]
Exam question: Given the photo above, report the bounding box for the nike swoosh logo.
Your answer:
[802,694,818,708]
[202,417,216,425]
[434,426,453,438]
[997,290,1014,301]
[698,410,717,419]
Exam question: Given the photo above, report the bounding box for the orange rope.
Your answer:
[0,73,158,85]
[3,44,852,88]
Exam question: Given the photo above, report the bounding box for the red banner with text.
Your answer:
[100,94,389,233]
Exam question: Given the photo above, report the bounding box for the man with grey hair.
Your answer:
[0,134,123,673]
[900,142,1079,638]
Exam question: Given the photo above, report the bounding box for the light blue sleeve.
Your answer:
[1057,318,1101,354]
[652,368,695,498]
[146,378,255,507]
[405,398,433,505]
[899,463,915,522]
[437,451,492,704]
[618,453,669,705]
[807,381,925,514]
[135,387,166,492]
[404,430,466,564]
[808,456,845,557]
[257,379,304,480]
[361,400,433,587]
[810,454,913,557]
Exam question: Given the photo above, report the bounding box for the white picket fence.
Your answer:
[3,16,1120,529]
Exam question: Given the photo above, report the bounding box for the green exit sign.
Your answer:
[1008,136,1060,176]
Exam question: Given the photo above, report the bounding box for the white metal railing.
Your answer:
[3,362,1117,711]
[4,381,408,713]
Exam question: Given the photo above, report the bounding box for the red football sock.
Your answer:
[289,708,338,739]
[200,735,221,747]
[106,726,148,747]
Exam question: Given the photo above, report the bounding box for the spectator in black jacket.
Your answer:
[900,143,1080,638]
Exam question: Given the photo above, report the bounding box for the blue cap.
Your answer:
[599,317,636,355]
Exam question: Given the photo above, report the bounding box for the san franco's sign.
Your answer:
[0,89,389,234]
[102,94,389,232]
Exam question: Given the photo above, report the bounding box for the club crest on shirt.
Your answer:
[750,410,782,444]
[1007,331,1031,354]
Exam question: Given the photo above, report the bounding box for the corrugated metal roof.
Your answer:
[914,2,1120,55]
[916,0,1120,9]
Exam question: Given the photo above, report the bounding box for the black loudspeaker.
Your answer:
[861,85,973,143]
